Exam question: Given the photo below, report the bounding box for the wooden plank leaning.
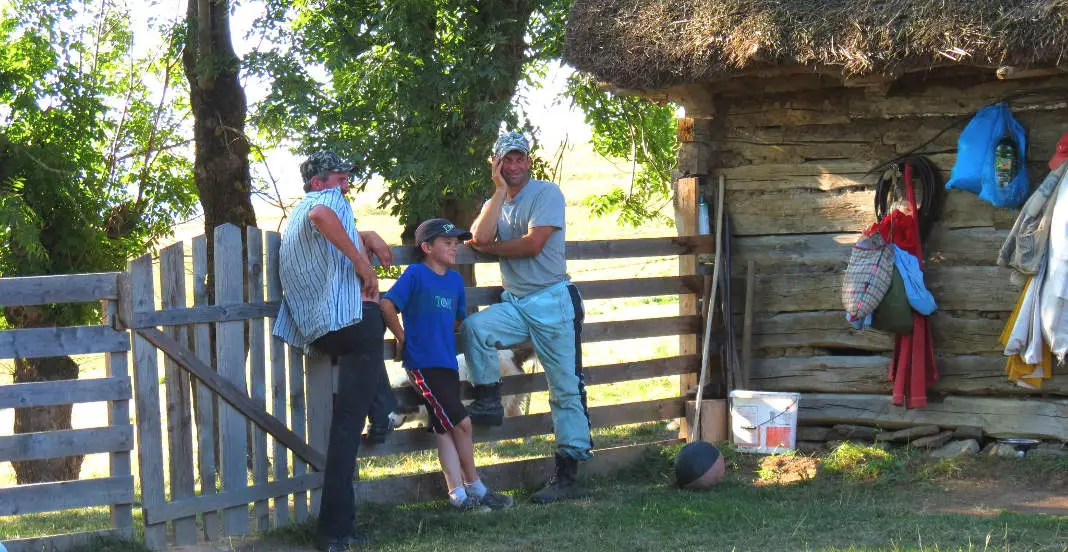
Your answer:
[159,242,198,546]
[191,235,220,541]
[132,327,325,471]
[123,257,168,550]
[247,227,271,531]
[266,230,291,527]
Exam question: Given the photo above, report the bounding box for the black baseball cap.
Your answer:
[415,218,472,245]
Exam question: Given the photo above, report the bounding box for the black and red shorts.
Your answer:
[407,368,468,434]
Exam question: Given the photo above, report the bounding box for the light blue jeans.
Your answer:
[461,282,593,460]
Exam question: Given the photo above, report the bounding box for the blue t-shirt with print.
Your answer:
[383,263,467,370]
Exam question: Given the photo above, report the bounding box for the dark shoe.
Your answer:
[478,490,514,510]
[316,537,349,552]
[343,529,369,547]
[362,413,399,445]
[452,495,490,512]
[467,382,504,426]
[530,453,582,504]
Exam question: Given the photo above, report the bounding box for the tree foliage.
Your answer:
[247,0,676,229]
[566,73,678,227]
[0,0,198,482]
[0,0,198,297]
[250,1,564,226]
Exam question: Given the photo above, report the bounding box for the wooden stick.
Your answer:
[691,177,726,443]
[742,260,755,389]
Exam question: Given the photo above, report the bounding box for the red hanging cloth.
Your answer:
[889,163,938,408]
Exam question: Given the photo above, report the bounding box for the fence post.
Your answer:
[191,235,220,541]
[127,254,169,549]
[214,223,250,536]
[288,348,308,522]
[160,242,198,545]
[246,227,271,531]
[305,352,334,516]
[103,298,134,537]
[266,231,291,527]
[677,176,700,440]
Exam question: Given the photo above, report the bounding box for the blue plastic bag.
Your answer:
[946,102,1029,208]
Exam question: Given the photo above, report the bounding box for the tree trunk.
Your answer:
[4,306,84,483]
[182,0,257,293]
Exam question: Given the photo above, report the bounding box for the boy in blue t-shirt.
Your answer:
[381,218,513,511]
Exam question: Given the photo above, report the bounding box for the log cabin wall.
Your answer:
[680,69,1068,401]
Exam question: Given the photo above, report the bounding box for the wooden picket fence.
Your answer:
[0,273,134,552]
[0,218,713,550]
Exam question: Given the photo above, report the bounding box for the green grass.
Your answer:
[251,443,1068,552]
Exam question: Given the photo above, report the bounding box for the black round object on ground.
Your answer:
[675,441,726,489]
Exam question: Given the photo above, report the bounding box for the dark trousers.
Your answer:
[312,303,386,540]
[368,370,399,432]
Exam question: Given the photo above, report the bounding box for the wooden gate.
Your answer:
[0,273,134,552]
[118,222,713,549]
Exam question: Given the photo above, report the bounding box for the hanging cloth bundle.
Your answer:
[886,164,939,408]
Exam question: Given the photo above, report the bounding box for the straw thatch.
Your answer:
[565,0,1068,89]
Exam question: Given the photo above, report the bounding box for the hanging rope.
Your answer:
[874,155,943,245]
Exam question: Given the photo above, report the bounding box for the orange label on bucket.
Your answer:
[765,426,793,449]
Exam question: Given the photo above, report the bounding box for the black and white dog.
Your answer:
[389,343,537,428]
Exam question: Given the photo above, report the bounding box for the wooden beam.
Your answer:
[362,397,684,458]
[0,377,130,409]
[389,355,698,408]
[130,303,278,328]
[0,476,134,516]
[134,327,325,471]
[0,272,120,307]
[0,325,130,359]
[125,286,706,329]
[0,426,133,463]
[360,439,681,505]
[752,354,1068,396]
[798,393,1068,440]
[677,176,700,440]
[466,276,701,307]
[144,473,323,525]
[386,236,714,267]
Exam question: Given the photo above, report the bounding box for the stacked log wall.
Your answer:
[692,70,1068,400]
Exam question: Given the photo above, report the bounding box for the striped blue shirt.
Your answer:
[273,188,364,350]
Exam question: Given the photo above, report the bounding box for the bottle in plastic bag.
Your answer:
[994,135,1018,188]
[697,193,710,235]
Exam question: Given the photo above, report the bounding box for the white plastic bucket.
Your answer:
[729,390,800,454]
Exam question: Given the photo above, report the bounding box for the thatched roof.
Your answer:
[565,0,1068,89]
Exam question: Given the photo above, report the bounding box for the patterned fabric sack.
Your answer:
[842,232,894,320]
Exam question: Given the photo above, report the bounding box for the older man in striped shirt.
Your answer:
[273,151,393,552]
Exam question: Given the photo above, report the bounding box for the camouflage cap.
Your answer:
[493,131,530,157]
[299,151,357,184]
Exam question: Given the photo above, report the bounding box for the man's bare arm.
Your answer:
[470,226,554,258]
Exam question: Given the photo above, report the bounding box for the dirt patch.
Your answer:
[752,455,819,486]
